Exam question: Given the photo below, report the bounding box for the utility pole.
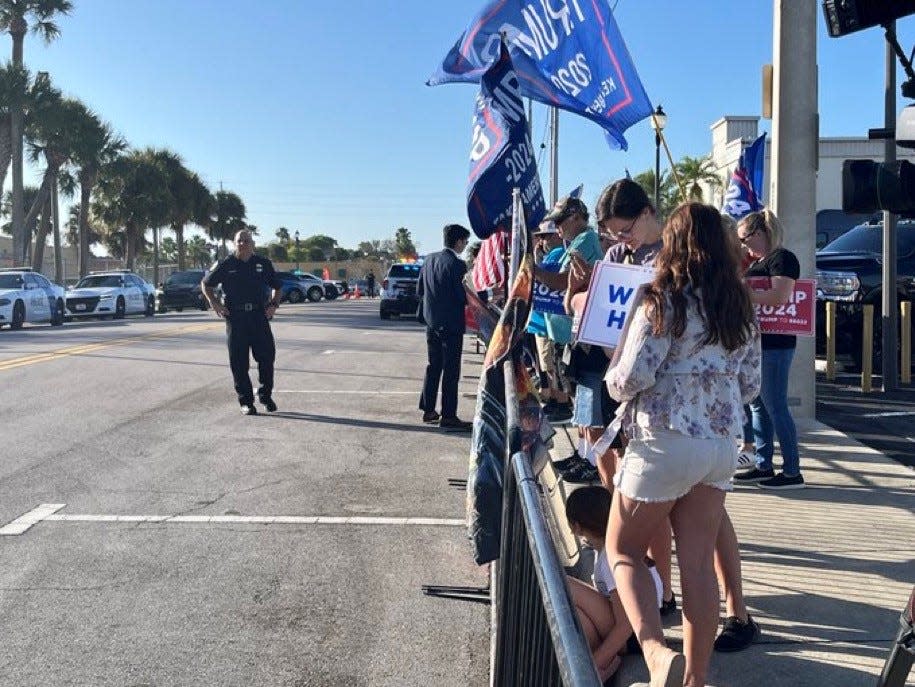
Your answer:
[771,0,818,419]
[882,28,899,390]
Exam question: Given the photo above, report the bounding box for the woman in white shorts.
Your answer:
[604,203,761,687]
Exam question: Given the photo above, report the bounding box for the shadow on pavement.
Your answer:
[263,410,451,435]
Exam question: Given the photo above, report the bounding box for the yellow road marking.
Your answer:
[0,322,220,372]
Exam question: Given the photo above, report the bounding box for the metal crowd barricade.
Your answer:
[491,360,601,687]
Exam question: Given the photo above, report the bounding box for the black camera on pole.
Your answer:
[822,1,915,38]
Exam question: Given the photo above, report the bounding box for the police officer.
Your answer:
[202,230,282,415]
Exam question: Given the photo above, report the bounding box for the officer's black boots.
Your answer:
[241,404,258,415]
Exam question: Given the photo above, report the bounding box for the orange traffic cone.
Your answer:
[353,286,362,299]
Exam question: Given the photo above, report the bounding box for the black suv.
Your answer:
[157,270,208,312]
[815,220,915,370]
[380,262,422,319]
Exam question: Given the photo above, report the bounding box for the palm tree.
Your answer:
[208,190,246,252]
[0,61,27,203]
[276,226,290,245]
[675,155,722,202]
[154,153,212,271]
[0,0,73,264]
[1,184,40,249]
[185,235,212,269]
[93,148,171,270]
[69,103,125,277]
[633,169,678,220]
[23,89,84,269]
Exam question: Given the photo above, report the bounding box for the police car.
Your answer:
[0,268,66,329]
[65,270,156,319]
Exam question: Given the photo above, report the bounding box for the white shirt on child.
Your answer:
[594,549,664,607]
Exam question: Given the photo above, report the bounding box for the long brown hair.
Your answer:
[644,202,756,350]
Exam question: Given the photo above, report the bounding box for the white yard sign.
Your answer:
[576,262,655,348]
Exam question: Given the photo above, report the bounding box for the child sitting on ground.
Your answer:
[566,485,664,682]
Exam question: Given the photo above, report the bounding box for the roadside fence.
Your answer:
[491,359,601,687]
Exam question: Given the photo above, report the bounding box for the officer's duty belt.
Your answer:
[229,303,263,312]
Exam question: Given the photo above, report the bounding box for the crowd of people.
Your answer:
[520,180,802,686]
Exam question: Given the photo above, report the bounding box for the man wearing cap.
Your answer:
[533,195,604,484]
[202,229,282,416]
[533,195,603,348]
[528,220,572,420]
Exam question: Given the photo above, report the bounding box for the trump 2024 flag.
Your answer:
[466,40,546,240]
[722,134,766,219]
[428,0,652,149]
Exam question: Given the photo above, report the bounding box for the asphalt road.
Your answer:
[0,299,489,687]
[816,358,915,470]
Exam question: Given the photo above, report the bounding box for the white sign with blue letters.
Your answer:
[576,261,654,348]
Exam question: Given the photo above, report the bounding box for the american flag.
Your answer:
[472,230,507,292]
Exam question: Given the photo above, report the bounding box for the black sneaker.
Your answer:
[259,397,278,412]
[733,467,775,483]
[714,614,760,652]
[562,461,599,484]
[546,402,573,422]
[758,472,805,490]
[553,450,587,473]
[240,404,258,416]
[659,591,677,617]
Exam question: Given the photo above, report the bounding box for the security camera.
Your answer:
[897,104,915,149]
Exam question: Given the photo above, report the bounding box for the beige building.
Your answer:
[705,115,915,242]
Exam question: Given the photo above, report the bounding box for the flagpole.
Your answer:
[657,128,687,202]
[549,107,559,204]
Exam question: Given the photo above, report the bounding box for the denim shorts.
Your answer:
[613,428,737,502]
[572,371,613,428]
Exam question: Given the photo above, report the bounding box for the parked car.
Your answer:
[380,262,422,319]
[815,220,915,370]
[156,269,208,313]
[66,270,156,320]
[276,271,327,303]
[0,268,66,329]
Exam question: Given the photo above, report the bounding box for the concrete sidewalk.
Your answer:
[541,420,915,686]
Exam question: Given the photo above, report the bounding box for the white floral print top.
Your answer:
[605,291,761,441]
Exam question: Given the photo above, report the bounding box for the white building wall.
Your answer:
[705,116,915,214]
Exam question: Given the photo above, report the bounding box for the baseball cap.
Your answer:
[532,221,559,236]
[543,195,588,223]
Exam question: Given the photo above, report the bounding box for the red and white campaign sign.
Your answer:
[746,277,816,337]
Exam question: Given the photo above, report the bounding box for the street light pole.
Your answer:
[294,230,300,271]
[650,105,667,212]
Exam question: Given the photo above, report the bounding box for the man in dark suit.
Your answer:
[417,224,472,431]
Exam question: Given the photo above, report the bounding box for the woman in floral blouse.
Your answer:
[604,203,761,687]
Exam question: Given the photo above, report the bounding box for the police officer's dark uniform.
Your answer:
[203,252,282,414]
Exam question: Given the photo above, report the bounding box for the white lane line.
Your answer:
[1,505,464,534]
[274,390,417,394]
[861,410,915,418]
[44,514,464,527]
[321,349,335,355]
[0,503,66,535]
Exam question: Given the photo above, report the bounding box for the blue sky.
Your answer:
[10,0,915,254]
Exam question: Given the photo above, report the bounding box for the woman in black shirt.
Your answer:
[733,210,804,489]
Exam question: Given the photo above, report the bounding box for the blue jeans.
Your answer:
[750,348,801,476]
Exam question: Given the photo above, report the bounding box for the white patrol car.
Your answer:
[0,268,66,329]
[65,270,156,319]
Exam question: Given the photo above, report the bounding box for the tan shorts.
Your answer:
[613,428,737,503]
[535,335,568,394]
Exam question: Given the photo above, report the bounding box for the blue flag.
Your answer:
[722,134,766,219]
[428,0,652,150]
[467,40,547,240]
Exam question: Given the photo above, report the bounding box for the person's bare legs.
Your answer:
[714,510,748,621]
[670,484,727,687]
[648,519,674,606]
[606,491,680,681]
[568,577,626,679]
